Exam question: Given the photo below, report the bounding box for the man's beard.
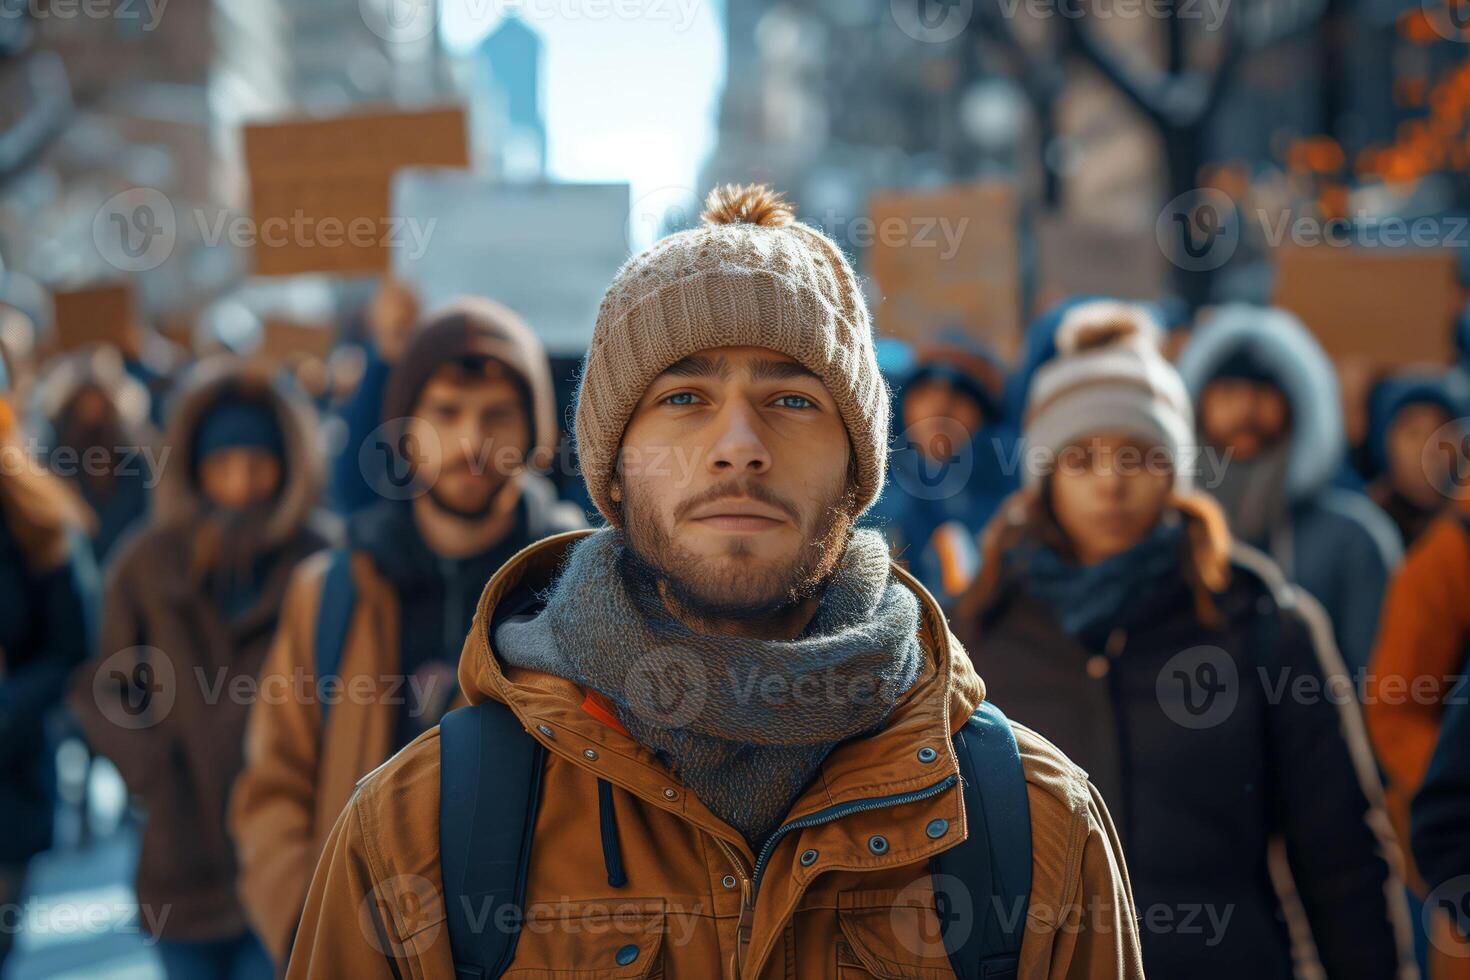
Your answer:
[620,477,857,622]
[422,467,508,520]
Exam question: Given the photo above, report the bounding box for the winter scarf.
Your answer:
[1008,518,1185,645]
[1208,441,1290,547]
[494,527,924,847]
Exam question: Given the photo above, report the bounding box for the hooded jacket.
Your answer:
[1364,370,1470,546]
[230,474,583,964]
[283,529,1144,979]
[952,504,1412,979]
[69,358,332,941]
[1176,305,1404,674]
[871,335,1019,602]
[33,347,158,563]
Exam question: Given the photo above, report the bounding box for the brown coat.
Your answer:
[69,358,330,942]
[286,530,1145,979]
[1365,503,1470,978]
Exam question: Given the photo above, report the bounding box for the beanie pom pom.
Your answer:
[701,184,795,228]
[1055,301,1163,356]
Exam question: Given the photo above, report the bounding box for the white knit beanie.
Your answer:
[1023,300,1196,492]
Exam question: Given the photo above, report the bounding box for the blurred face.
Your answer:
[1389,402,1453,505]
[1200,378,1290,461]
[902,378,984,463]
[1049,432,1173,565]
[198,448,282,511]
[407,365,530,520]
[615,346,855,619]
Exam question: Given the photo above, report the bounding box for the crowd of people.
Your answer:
[0,183,1468,978]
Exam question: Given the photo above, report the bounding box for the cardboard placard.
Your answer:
[51,282,140,357]
[244,106,469,277]
[1034,213,1169,310]
[256,319,335,365]
[391,172,630,355]
[1272,246,1462,366]
[867,182,1021,359]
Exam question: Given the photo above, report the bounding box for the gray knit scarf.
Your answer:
[494,527,924,847]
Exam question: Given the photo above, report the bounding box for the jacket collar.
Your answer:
[456,529,985,846]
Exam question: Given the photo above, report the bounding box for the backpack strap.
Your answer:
[313,549,357,726]
[932,699,1032,980]
[439,702,547,979]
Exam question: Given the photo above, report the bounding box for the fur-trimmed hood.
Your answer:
[1176,304,1343,502]
[155,356,325,551]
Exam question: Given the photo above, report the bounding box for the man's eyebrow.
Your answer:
[657,353,730,381]
[749,358,819,383]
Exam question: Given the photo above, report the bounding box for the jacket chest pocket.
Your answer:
[502,900,666,979]
[834,890,957,980]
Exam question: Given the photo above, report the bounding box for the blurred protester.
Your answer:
[283,186,1143,980]
[1005,294,1106,421]
[1411,691,1470,965]
[230,297,583,967]
[1177,305,1403,675]
[1367,501,1470,978]
[953,301,1412,979]
[34,347,157,564]
[870,331,1018,602]
[68,359,330,979]
[1365,370,1470,547]
[328,277,419,514]
[0,355,98,969]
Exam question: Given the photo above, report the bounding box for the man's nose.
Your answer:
[705,399,772,476]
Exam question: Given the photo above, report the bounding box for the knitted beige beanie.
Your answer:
[575,184,889,526]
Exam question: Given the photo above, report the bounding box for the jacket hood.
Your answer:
[33,346,154,442]
[903,332,1008,424]
[456,530,986,813]
[1366,369,1470,474]
[1176,304,1343,502]
[155,356,324,551]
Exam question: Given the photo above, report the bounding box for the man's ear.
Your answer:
[610,479,623,503]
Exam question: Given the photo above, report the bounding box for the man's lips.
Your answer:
[686,499,791,531]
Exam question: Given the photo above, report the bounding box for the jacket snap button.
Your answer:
[722,874,738,889]
[536,724,554,738]
[926,818,949,839]
[583,748,599,761]
[663,787,678,800]
[615,943,640,965]
[917,746,938,763]
[799,848,819,866]
[1086,655,1110,679]
[868,835,889,855]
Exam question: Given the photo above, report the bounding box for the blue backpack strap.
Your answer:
[932,699,1032,980]
[439,701,546,979]
[313,549,357,725]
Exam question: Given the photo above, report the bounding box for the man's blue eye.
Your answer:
[775,395,812,409]
[665,392,696,406]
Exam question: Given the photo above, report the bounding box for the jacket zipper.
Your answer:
[723,774,959,977]
[713,837,754,979]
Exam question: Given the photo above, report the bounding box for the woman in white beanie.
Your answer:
[952,301,1412,980]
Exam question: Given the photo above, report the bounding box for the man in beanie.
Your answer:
[283,186,1143,979]
[229,297,583,968]
[1176,305,1402,676]
[71,359,329,979]
[951,302,1409,979]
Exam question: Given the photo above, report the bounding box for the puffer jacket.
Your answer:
[284,529,1146,979]
[952,514,1412,979]
[69,358,333,941]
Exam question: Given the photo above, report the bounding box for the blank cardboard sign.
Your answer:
[243,106,469,277]
[1035,213,1169,309]
[868,183,1021,359]
[1272,246,1463,366]
[52,282,140,357]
